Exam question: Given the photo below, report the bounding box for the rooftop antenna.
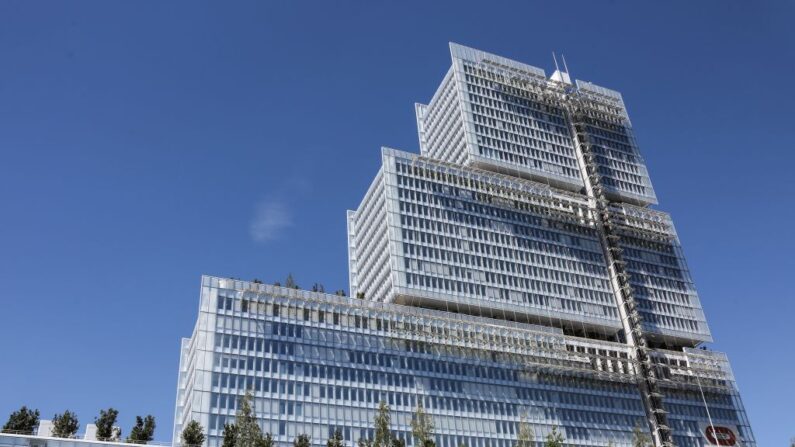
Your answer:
[552,52,561,73]
[561,54,572,79]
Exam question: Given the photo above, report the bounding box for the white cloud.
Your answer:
[249,199,292,243]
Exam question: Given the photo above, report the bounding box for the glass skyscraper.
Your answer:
[175,44,754,447]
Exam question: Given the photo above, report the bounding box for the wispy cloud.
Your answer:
[249,199,292,243]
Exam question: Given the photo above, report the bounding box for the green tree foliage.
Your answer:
[327,429,344,447]
[2,406,40,434]
[334,290,346,297]
[285,274,298,289]
[181,420,206,446]
[236,391,263,447]
[410,402,435,447]
[293,434,311,447]
[259,432,274,447]
[515,411,534,447]
[311,283,325,293]
[543,426,564,447]
[632,424,651,447]
[355,292,365,299]
[127,415,156,443]
[357,439,372,447]
[52,410,80,438]
[373,401,392,447]
[95,408,120,441]
[219,393,273,447]
[391,439,406,447]
[222,423,238,447]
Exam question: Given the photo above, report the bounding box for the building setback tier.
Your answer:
[415,43,657,206]
[347,149,711,345]
[173,277,754,447]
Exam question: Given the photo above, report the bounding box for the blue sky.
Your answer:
[0,1,792,445]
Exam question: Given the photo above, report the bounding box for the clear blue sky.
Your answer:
[1,1,792,445]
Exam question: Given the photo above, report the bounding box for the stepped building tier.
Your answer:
[415,43,657,205]
[347,148,711,346]
[177,43,755,447]
[174,277,751,447]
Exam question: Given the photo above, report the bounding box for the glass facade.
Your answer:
[381,149,619,333]
[178,43,754,447]
[415,44,655,204]
[175,278,753,447]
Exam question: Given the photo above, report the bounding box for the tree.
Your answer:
[327,429,344,447]
[95,408,120,441]
[222,423,238,447]
[127,415,156,443]
[181,420,206,446]
[543,426,563,447]
[373,401,392,447]
[52,410,79,438]
[632,424,651,447]
[410,402,434,447]
[236,391,263,447]
[294,434,311,447]
[285,274,298,289]
[356,292,365,299]
[357,439,372,447]
[334,290,346,297]
[259,432,274,447]
[391,439,405,447]
[3,406,40,434]
[311,283,325,293]
[515,411,533,447]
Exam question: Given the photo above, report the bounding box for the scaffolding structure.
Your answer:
[226,277,737,400]
[567,96,674,446]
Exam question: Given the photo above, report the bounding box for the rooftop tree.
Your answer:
[632,424,652,447]
[543,426,564,447]
[373,401,392,447]
[285,274,298,289]
[221,423,237,447]
[293,434,311,447]
[237,391,265,447]
[260,432,274,447]
[2,406,40,434]
[327,429,344,447]
[52,410,79,438]
[410,401,435,447]
[127,415,155,443]
[95,408,120,441]
[180,420,206,446]
[515,411,534,447]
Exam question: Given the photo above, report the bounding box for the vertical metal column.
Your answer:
[567,101,674,447]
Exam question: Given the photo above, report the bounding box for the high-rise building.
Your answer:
[176,44,754,447]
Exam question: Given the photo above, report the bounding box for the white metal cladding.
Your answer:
[380,149,621,333]
[414,43,658,205]
[175,43,756,447]
[175,277,755,447]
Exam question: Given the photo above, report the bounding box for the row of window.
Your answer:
[195,287,749,447]
[215,296,638,382]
